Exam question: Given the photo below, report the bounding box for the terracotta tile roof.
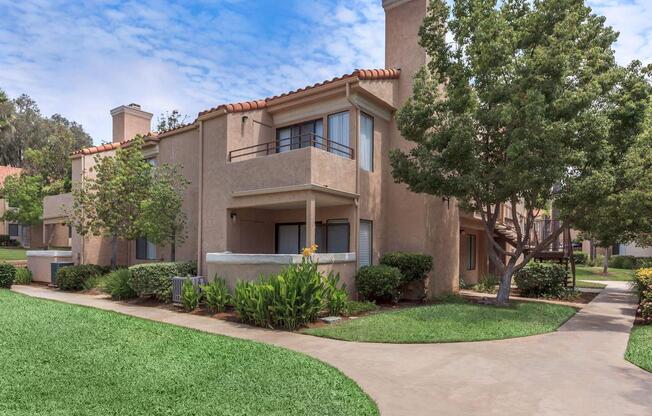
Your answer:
[70,141,122,157]
[198,68,400,117]
[0,166,22,187]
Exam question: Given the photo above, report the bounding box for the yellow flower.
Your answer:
[302,247,312,257]
[301,244,319,257]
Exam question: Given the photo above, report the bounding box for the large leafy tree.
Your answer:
[0,174,44,225]
[390,0,652,303]
[70,136,188,267]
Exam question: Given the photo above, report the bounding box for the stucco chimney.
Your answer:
[110,103,153,143]
[383,0,428,104]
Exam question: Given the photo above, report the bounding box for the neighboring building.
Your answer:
[67,0,546,297]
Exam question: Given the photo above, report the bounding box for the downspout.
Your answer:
[197,120,204,275]
[346,81,361,265]
[80,155,85,265]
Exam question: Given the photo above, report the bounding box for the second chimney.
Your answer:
[110,103,153,143]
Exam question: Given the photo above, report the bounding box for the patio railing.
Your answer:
[228,132,354,161]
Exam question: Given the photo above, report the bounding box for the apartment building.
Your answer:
[68,0,519,297]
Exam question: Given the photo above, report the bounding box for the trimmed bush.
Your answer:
[103,269,137,300]
[633,268,652,298]
[355,265,402,303]
[128,261,197,302]
[14,268,32,285]
[515,262,568,298]
[609,255,638,270]
[0,263,17,288]
[379,252,433,284]
[56,264,109,291]
[572,252,588,265]
[203,276,231,313]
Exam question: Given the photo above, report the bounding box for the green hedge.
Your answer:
[572,252,588,265]
[379,252,433,284]
[355,265,402,303]
[0,263,16,288]
[514,262,568,298]
[127,261,197,302]
[609,255,638,270]
[57,265,109,291]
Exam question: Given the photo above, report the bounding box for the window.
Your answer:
[276,221,349,254]
[276,119,323,152]
[359,220,372,267]
[466,234,476,270]
[8,223,18,237]
[360,112,374,171]
[327,111,350,157]
[136,237,157,260]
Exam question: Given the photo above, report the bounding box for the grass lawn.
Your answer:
[0,247,27,261]
[574,280,607,289]
[0,290,377,416]
[625,325,652,373]
[575,266,634,282]
[303,298,576,343]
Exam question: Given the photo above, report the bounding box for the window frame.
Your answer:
[359,111,374,172]
[466,234,476,271]
[359,220,373,267]
[136,236,157,260]
[327,111,350,157]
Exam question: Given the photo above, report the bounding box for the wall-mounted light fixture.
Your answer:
[241,115,248,124]
[442,197,450,208]
[230,212,237,223]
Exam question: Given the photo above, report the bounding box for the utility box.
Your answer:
[50,262,74,287]
[172,276,205,305]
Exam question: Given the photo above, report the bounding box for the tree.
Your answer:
[138,165,189,261]
[390,0,652,304]
[70,136,153,268]
[0,174,44,225]
[156,110,187,132]
[0,89,14,132]
[69,136,188,267]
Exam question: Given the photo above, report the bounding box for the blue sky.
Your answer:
[0,0,650,144]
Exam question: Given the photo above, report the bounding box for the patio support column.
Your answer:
[306,194,316,249]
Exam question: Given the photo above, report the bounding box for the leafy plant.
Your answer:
[0,262,16,288]
[472,274,500,294]
[323,272,347,316]
[13,267,32,285]
[379,252,433,284]
[181,279,201,312]
[203,277,231,313]
[103,268,137,300]
[355,265,401,303]
[609,255,638,270]
[572,252,588,265]
[514,263,568,298]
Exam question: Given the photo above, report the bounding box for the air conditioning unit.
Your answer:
[172,276,205,305]
[50,262,74,287]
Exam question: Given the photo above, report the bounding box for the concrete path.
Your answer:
[13,282,652,416]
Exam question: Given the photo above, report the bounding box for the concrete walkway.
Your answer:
[12,282,652,416]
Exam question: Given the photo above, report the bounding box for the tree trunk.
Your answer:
[170,235,176,262]
[111,234,117,270]
[495,263,515,305]
[603,249,610,275]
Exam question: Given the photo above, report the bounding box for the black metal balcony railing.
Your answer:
[228,132,355,161]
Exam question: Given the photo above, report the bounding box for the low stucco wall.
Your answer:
[206,253,357,297]
[26,250,73,283]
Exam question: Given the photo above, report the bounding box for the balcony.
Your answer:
[227,133,357,196]
[228,132,354,161]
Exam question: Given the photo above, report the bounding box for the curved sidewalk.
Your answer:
[13,282,652,416]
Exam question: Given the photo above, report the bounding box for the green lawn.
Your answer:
[626,325,652,372]
[303,298,576,343]
[0,290,377,416]
[575,266,634,281]
[0,248,27,261]
[574,280,607,289]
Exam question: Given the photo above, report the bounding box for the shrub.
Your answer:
[379,252,433,284]
[103,269,137,300]
[355,265,402,303]
[587,255,605,267]
[14,268,32,285]
[572,252,588,265]
[342,300,377,316]
[633,268,652,298]
[323,272,347,316]
[0,263,16,288]
[203,277,231,313]
[56,264,109,291]
[637,257,652,269]
[472,274,500,294]
[609,255,638,270]
[181,279,202,312]
[514,262,568,298]
[128,261,197,302]
[234,251,335,330]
